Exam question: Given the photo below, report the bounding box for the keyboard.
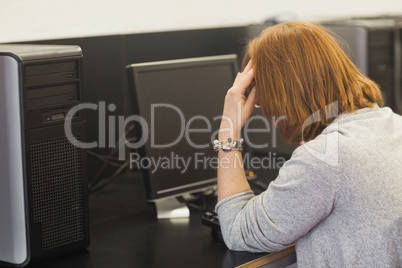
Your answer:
[202,211,221,232]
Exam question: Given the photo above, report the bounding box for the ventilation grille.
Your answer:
[30,136,85,251]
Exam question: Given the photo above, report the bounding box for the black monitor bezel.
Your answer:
[126,54,239,201]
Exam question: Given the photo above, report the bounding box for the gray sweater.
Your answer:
[216,106,402,267]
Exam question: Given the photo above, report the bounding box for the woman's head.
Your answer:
[243,21,383,144]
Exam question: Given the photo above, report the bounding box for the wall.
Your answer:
[2,0,402,43]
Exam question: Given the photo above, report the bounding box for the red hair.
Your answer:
[243,21,383,144]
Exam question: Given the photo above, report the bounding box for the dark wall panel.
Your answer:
[124,27,247,64]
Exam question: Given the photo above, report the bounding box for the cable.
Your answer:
[89,161,130,194]
[86,151,124,168]
[88,146,122,188]
[88,123,137,192]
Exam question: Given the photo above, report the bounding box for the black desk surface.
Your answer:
[19,168,282,268]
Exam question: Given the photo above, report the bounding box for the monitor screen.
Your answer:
[126,55,238,201]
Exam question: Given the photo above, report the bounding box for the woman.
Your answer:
[215,21,402,267]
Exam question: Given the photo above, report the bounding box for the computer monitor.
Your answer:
[126,54,239,219]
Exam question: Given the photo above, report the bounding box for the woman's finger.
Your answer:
[244,86,256,112]
[233,72,241,84]
[243,60,253,74]
[233,60,253,86]
[231,68,254,95]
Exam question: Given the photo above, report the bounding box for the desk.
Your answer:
[9,168,295,268]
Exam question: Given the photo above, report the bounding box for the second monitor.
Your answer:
[126,54,239,219]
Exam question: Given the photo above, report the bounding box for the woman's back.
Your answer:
[296,106,402,267]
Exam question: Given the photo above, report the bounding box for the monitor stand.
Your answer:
[154,197,190,219]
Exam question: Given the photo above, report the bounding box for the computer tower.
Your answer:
[326,19,402,115]
[0,44,89,266]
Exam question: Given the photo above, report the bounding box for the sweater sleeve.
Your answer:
[216,138,342,253]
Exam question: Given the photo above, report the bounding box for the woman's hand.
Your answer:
[219,60,256,140]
